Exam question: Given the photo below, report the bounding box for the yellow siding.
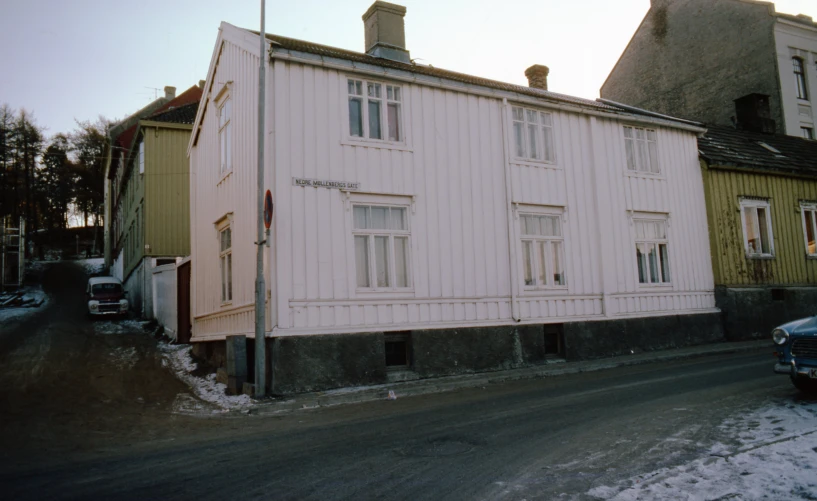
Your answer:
[143,126,192,258]
[702,162,817,286]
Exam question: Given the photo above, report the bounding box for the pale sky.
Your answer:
[1,0,816,138]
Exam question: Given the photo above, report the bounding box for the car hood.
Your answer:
[779,316,817,336]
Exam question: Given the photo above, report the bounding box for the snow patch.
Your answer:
[158,343,253,412]
[588,398,817,500]
[94,320,152,335]
[78,257,106,276]
[0,285,49,325]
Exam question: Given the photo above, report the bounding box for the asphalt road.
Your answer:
[0,262,800,500]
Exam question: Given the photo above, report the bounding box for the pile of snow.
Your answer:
[158,343,253,412]
[94,319,152,335]
[0,285,49,324]
[588,398,817,500]
[78,257,106,276]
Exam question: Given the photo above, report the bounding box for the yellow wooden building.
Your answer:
[699,124,817,339]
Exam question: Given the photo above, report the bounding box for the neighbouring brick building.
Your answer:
[601,0,817,140]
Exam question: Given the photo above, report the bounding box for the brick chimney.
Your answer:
[525,65,550,91]
[363,1,410,63]
[164,86,176,100]
[734,93,776,134]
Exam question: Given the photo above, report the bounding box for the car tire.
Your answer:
[791,375,817,394]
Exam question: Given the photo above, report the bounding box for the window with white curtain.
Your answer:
[219,226,232,303]
[348,79,403,142]
[353,204,411,290]
[512,106,555,162]
[740,199,774,258]
[634,218,671,285]
[801,203,817,257]
[623,126,659,174]
[520,213,566,288]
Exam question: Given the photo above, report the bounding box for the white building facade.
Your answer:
[774,14,817,139]
[189,3,721,394]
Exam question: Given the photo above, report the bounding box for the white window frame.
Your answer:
[633,215,672,286]
[518,209,567,290]
[793,56,809,101]
[138,140,145,174]
[351,202,412,292]
[217,95,232,176]
[801,203,817,258]
[218,225,233,304]
[623,125,660,174]
[511,106,556,164]
[740,198,775,258]
[346,77,404,145]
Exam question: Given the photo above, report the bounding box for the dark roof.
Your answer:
[260,32,624,113]
[698,125,817,177]
[148,85,203,119]
[148,101,199,124]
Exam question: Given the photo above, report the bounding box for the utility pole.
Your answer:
[254,0,268,397]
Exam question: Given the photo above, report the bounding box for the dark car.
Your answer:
[86,276,128,317]
[773,316,817,393]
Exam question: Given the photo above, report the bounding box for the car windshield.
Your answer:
[92,283,122,294]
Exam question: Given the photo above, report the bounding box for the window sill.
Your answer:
[521,287,569,295]
[341,138,413,152]
[806,254,817,260]
[637,283,673,288]
[625,171,664,179]
[511,158,560,169]
[745,254,775,260]
[220,301,233,307]
[355,289,415,299]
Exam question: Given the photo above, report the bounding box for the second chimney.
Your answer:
[164,86,176,100]
[525,65,550,91]
[363,1,410,63]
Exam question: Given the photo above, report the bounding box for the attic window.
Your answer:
[756,142,784,157]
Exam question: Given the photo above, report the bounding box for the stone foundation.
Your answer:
[716,286,817,341]
[190,312,725,395]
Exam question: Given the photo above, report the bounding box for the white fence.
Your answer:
[152,262,178,341]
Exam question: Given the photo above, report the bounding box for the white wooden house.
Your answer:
[188,1,722,394]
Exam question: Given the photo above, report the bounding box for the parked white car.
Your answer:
[86,277,128,317]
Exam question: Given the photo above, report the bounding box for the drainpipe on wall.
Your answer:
[500,98,521,322]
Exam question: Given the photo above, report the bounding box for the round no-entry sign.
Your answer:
[264,190,274,229]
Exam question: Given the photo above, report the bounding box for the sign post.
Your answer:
[254,0,268,398]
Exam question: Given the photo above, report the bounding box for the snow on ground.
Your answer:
[78,257,106,276]
[588,398,817,500]
[94,319,152,335]
[0,285,49,325]
[158,343,253,413]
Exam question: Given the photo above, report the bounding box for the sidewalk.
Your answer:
[252,340,770,415]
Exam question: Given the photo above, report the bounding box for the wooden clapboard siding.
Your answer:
[189,27,717,341]
[702,163,817,286]
[143,125,191,258]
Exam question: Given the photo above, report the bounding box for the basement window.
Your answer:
[544,324,565,359]
[385,332,411,369]
[771,288,787,302]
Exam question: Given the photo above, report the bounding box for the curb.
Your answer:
[249,340,770,415]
